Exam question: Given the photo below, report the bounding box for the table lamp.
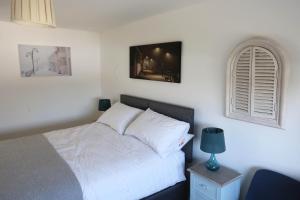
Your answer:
[98,99,111,111]
[200,127,226,171]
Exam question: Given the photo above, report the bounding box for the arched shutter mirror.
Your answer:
[226,38,285,128]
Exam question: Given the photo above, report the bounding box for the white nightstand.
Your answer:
[188,163,242,200]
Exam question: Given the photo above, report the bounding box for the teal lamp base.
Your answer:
[205,153,220,171]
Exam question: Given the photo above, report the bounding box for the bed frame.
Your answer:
[120,94,194,200]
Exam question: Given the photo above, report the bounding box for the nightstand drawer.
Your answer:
[191,173,217,200]
[191,187,213,200]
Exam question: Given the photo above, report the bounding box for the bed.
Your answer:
[0,94,194,200]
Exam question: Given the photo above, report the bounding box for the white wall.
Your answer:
[100,0,300,196]
[0,21,101,138]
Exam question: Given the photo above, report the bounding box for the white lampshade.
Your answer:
[11,0,56,28]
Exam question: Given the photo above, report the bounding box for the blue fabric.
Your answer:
[246,169,300,200]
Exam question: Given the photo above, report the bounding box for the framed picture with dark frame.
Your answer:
[130,41,182,83]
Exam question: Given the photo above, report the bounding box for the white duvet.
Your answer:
[44,123,186,200]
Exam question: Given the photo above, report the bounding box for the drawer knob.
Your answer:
[199,183,208,190]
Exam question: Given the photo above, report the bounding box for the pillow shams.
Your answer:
[125,108,190,158]
[178,133,194,150]
[97,102,143,135]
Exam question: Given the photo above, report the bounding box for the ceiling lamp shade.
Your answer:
[11,0,56,27]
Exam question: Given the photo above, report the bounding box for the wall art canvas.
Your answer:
[130,41,182,83]
[18,44,72,77]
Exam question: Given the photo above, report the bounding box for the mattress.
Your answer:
[44,122,186,200]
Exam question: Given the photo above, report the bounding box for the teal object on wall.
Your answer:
[201,127,226,171]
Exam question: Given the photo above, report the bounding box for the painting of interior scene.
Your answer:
[18,44,72,77]
[130,42,182,83]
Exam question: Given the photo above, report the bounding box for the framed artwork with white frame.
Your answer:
[18,44,72,77]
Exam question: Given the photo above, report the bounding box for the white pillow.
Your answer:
[97,102,143,135]
[178,133,194,150]
[125,108,190,158]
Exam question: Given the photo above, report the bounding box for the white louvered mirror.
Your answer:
[226,38,285,128]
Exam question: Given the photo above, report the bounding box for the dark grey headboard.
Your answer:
[120,94,194,163]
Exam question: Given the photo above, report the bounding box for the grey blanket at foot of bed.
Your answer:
[0,135,83,200]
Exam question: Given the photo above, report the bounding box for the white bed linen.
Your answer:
[44,123,186,200]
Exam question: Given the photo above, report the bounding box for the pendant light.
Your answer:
[11,0,56,28]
